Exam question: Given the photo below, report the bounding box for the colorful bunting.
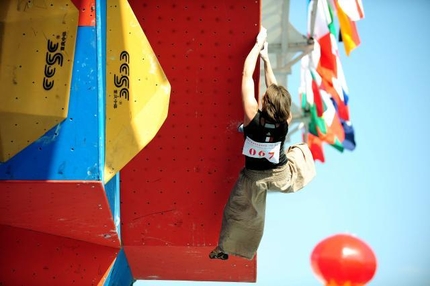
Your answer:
[301,0,362,162]
[311,0,338,86]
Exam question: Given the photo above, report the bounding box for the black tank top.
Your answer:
[243,111,288,170]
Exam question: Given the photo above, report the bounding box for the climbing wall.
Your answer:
[0,1,101,181]
[0,1,133,285]
[121,0,261,282]
[1,0,261,284]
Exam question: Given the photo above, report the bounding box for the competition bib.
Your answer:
[242,137,281,164]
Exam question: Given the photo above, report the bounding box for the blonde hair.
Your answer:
[261,84,292,123]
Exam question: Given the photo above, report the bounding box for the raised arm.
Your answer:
[259,42,277,88]
[242,28,267,126]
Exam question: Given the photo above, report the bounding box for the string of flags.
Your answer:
[301,0,365,162]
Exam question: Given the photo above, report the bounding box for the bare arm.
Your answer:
[242,28,266,126]
[259,42,277,88]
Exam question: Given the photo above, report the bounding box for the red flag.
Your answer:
[306,133,325,163]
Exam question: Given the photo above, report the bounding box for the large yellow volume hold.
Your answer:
[0,0,79,162]
[105,0,171,183]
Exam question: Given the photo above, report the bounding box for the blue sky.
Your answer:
[136,0,430,285]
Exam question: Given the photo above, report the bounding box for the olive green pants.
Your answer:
[218,143,316,259]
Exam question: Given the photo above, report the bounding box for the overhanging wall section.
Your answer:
[121,0,261,282]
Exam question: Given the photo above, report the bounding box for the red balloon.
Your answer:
[311,234,377,285]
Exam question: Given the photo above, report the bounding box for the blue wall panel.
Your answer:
[105,173,121,240]
[104,249,135,286]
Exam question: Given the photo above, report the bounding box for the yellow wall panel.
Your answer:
[0,0,78,161]
[105,0,171,183]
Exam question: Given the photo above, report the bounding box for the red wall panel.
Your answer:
[0,181,119,248]
[0,225,118,286]
[121,0,261,282]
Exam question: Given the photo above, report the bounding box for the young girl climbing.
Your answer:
[209,27,316,260]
